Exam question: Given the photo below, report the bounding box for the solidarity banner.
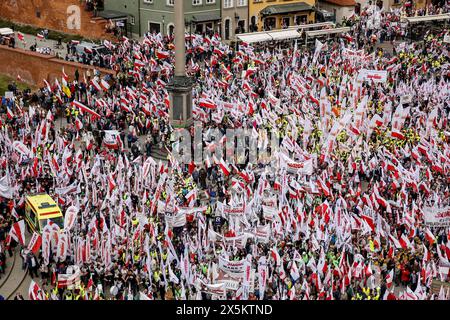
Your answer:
[218,256,245,276]
[423,206,450,227]
[255,225,270,243]
[279,152,313,175]
[262,205,277,221]
[357,69,387,83]
[64,206,79,230]
[165,210,186,228]
[217,202,245,216]
[55,181,78,195]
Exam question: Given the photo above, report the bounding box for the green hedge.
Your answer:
[0,18,97,44]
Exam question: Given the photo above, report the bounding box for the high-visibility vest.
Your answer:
[66,293,73,300]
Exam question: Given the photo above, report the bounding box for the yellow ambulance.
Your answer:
[24,193,64,233]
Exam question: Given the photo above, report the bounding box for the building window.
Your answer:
[236,20,246,34]
[224,18,231,40]
[295,15,307,25]
[167,0,174,6]
[193,0,202,5]
[237,0,247,6]
[130,16,135,25]
[148,21,161,34]
[250,15,257,32]
[223,0,233,8]
[168,24,175,36]
[206,0,215,4]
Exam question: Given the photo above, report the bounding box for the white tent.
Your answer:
[237,29,302,43]
[0,28,14,36]
[305,27,351,38]
[237,32,273,44]
[404,14,450,24]
[269,29,303,41]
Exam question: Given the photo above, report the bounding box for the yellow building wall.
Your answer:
[249,0,316,31]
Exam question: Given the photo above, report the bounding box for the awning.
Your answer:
[305,27,351,37]
[261,2,313,16]
[269,29,302,41]
[287,22,336,30]
[237,32,273,44]
[404,14,450,24]
[98,10,129,21]
[192,12,221,23]
[237,29,302,43]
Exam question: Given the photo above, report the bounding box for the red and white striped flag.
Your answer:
[8,220,26,245]
[29,280,47,300]
[27,232,43,254]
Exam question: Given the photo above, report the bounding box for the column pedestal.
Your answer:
[168,75,194,128]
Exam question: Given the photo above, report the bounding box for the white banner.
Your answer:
[55,181,78,195]
[423,206,450,226]
[219,256,245,276]
[0,176,14,199]
[444,34,450,44]
[262,205,277,221]
[279,153,313,175]
[357,69,387,83]
[165,210,186,228]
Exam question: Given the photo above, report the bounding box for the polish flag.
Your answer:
[213,47,224,57]
[219,158,231,176]
[270,247,281,266]
[100,79,110,91]
[84,47,93,54]
[6,106,14,120]
[361,214,375,232]
[37,33,44,39]
[156,50,170,60]
[72,100,101,120]
[425,228,436,245]
[391,129,405,140]
[8,220,26,245]
[198,98,216,109]
[91,79,102,91]
[386,269,394,288]
[75,117,83,131]
[108,174,116,192]
[29,280,47,300]
[399,234,411,250]
[27,232,42,254]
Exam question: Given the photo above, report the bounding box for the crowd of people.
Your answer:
[0,3,449,300]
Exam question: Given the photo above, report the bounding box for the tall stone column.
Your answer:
[168,0,193,128]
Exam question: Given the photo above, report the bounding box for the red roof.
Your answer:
[321,0,356,6]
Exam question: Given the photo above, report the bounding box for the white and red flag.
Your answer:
[29,280,47,300]
[8,220,26,245]
[27,232,43,254]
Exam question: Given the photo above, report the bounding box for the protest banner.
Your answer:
[423,206,450,227]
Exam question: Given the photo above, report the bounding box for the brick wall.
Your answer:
[0,0,110,40]
[0,45,115,87]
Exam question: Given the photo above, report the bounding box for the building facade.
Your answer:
[248,0,316,32]
[104,0,222,37]
[319,0,355,24]
[222,0,249,41]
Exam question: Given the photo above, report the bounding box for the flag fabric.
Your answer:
[8,220,26,245]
